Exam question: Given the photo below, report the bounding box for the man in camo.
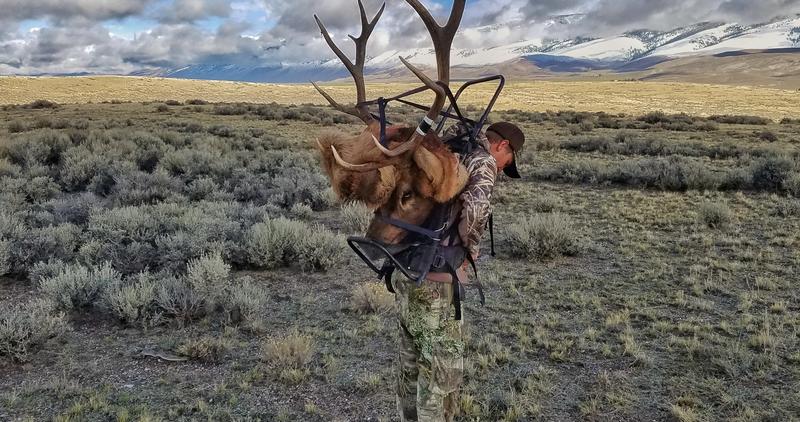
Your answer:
[392,121,525,421]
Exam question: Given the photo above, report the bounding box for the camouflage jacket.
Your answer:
[442,123,498,259]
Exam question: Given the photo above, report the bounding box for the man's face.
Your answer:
[489,138,515,173]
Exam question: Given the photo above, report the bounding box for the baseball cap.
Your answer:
[487,122,525,178]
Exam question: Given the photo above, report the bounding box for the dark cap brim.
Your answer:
[503,152,521,178]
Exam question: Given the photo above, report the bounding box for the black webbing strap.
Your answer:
[488,213,496,257]
[376,214,444,241]
[379,262,395,293]
[452,275,462,320]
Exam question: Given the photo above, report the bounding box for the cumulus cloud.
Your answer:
[0,0,154,21]
[155,0,232,23]
[0,0,798,75]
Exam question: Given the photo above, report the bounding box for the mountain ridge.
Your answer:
[109,14,800,86]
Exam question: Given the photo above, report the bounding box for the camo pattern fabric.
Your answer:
[442,124,498,259]
[392,273,464,422]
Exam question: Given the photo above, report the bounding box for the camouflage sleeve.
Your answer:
[457,152,497,259]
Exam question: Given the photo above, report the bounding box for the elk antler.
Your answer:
[398,0,466,140]
[313,0,385,124]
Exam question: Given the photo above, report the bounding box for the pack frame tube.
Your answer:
[357,74,505,147]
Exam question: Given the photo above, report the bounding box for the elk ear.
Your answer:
[413,146,468,203]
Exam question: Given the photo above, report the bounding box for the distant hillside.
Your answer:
[128,14,800,88]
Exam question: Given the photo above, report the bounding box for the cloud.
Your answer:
[0,0,153,21]
[155,0,232,23]
[0,0,799,75]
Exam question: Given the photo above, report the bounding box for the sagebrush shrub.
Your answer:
[0,298,68,362]
[751,155,796,191]
[697,201,733,229]
[350,282,394,314]
[227,277,269,332]
[772,197,800,217]
[103,271,158,327]
[507,213,582,260]
[0,158,21,177]
[45,193,101,225]
[29,259,68,284]
[246,217,306,269]
[530,195,560,213]
[23,176,61,202]
[27,100,59,109]
[156,276,205,324]
[246,217,342,271]
[39,262,121,310]
[757,131,778,142]
[7,120,27,133]
[12,223,81,273]
[290,203,314,219]
[784,172,800,197]
[296,226,344,272]
[340,202,372,233]
[4,129,71,168]
[0,239,10,276]
[185,251,231,310]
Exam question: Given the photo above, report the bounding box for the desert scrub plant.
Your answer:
[697,201,733,229]
[0,158,21,177]
[176,336,232,362]
[155,276,205,325]
[340,202,372,233]
[246,217,306,269]
[11,223,82,273]
[530,195,560,213]
[784,172,800,197]
[506,213,582,260]
[0,298,68,362]
[771,197,800,217]
[39,262,122,311]
[25,100,59,109]
[103,271,159,327]
[750,154,796,192]
[349,282,394,314]
[290,203,314,219]
[185,251,231,311]
[757,130,778,142]
[7,119,27,133]
[0,240,10,276]
[296,226,343,272]
[226,277,269,332]
[708,115,770,125]
[263,329,314,383]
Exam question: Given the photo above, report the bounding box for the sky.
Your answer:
[0,0,798,75]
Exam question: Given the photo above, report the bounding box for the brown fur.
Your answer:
[315,124,468,244]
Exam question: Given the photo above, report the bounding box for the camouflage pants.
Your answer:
[391,274,465,422]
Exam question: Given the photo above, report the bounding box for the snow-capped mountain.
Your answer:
[143,14,800,83]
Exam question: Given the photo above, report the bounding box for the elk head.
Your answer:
[313,0,468,245]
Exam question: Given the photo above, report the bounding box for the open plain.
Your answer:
[0,78,799,421]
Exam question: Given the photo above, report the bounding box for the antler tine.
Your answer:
[311,81,362,120]
[404,0,465,84]
[313,1,386,124]
[395,0,464,142]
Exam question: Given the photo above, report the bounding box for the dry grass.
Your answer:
[1,76,799,120]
